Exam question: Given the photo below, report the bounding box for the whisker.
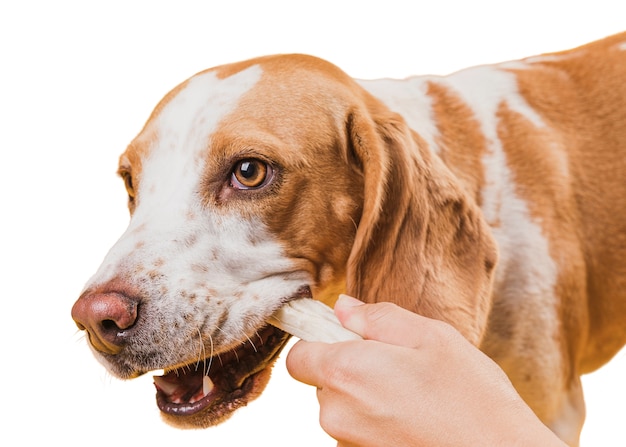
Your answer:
[206,333,214,377]
[195,328,206,372]
[245,332,258,353]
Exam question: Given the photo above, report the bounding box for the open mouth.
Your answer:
[153,323,291,428]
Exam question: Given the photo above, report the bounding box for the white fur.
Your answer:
[358,77,441,154]
[363,65,563,391]
[441,66,564,406]
[84,66,309,370]
[443,66,558,309]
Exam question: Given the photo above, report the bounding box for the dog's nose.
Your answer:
[71,291,138,355]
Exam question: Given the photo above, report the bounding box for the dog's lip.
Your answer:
[152,285,313,422]
[153,323,289,418]
[146,284,312,428]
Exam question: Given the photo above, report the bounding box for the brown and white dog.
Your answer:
[72,33,626,446]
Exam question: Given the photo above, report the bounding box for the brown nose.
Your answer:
[71,291,138,355]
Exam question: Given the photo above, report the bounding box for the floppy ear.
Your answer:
[345,97,498,345]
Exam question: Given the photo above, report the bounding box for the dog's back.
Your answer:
[360,32,626,445]
[72,33,625,447]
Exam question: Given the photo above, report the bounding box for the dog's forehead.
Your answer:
[124,64,263,167]
[123,65,268,213]
[117,55,359,213]
[122,54,351,171]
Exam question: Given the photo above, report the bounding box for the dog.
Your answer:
[72,32,626,446]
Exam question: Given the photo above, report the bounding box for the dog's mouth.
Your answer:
[153,323,290,428]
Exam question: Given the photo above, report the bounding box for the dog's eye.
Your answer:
[120,170,135,201]
[231,159,272,189]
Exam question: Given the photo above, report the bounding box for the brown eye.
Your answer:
[120,170,135,201]
[231,159,272,189]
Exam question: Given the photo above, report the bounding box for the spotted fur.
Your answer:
[73,33,626,445]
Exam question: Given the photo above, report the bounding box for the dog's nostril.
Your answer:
[101,319,120,332]
[71,291,139,355]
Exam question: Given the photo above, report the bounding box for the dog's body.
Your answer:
[72,33,626,446]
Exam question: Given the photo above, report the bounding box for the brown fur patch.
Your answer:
[426,80,488,205]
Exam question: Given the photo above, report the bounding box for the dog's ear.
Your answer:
[345,97,498,345]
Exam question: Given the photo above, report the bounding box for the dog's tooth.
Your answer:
[203,375,214,396]
[153,376,179,397]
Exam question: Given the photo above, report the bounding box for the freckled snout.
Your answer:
[72,290,139,355]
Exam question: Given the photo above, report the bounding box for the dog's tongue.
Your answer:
[154,370,215,405]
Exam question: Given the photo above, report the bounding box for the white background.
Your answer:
[1,1,624,445]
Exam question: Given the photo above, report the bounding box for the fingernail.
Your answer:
[335,294,366,336]
[337,294,363,307]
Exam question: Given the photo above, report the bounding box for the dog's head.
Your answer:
[72,54,497,428]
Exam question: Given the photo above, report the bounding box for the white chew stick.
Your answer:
[267,299,363,343]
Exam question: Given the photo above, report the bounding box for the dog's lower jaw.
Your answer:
[154,324,291,429]
[159,363,275,429]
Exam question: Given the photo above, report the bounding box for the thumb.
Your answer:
[334,294,437,348]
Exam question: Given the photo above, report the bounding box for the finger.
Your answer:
[334,294,446,348]
[285,339,330,387]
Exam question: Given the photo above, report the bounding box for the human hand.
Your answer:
[286,295,566,447]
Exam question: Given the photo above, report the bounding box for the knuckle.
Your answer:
[422,318,465,351]
[317,342,377,394]
[361,301,400,336]
[365,301,399,320]
[321,345,357,386]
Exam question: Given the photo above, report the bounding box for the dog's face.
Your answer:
[72,55,366,427]
[73,53,497,429]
